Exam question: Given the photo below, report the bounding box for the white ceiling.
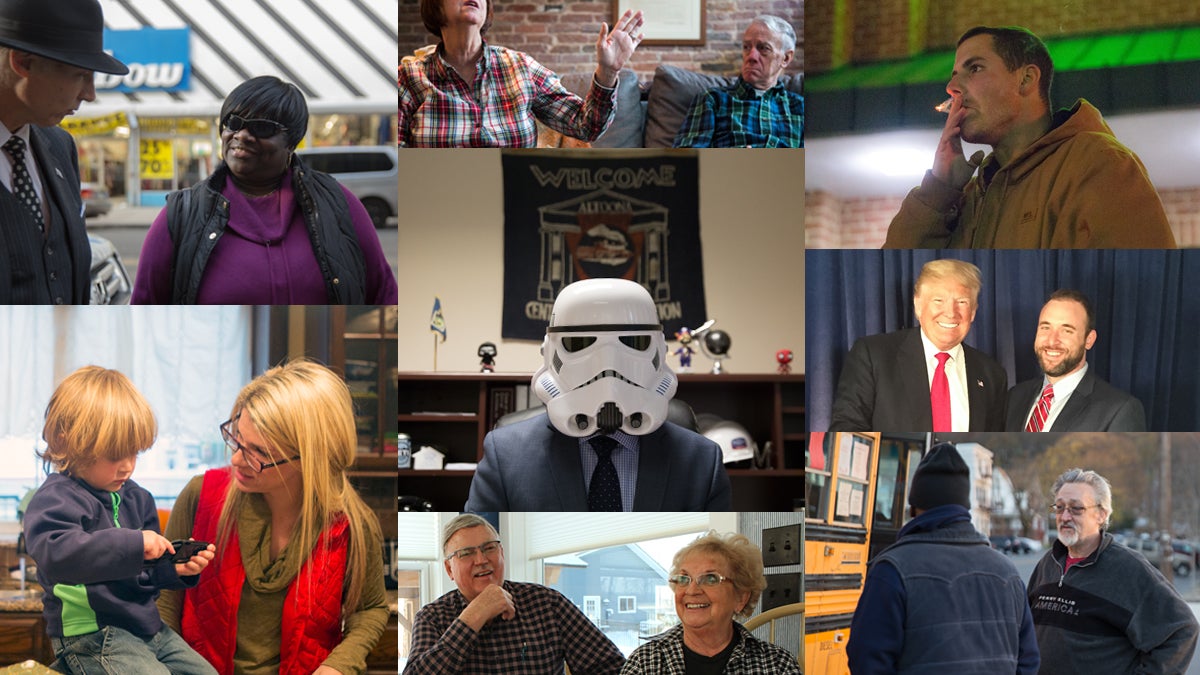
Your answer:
[805,107,1200,198]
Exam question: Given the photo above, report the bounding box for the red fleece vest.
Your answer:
[181,468,349,675]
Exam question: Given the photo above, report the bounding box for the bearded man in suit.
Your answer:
[829,258,1007,432]
[0,0,128,303]
[1006,289,1145,431]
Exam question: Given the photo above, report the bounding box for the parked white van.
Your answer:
[295,146,397,228]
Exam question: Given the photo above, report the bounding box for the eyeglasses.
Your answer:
[667,573,729,588]
[1050,503,1099,517]
[219,416,300,473]
[445,540,502,561]
[223,113,287,139]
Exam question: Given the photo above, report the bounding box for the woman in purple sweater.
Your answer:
[132,76,398,304]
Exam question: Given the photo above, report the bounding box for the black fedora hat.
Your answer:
[0,0,128,75]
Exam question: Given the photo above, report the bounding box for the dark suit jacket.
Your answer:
[465,413,732,511]
[1005,369,1146,431]
[829,327,1007,432]
[0,125,90,303]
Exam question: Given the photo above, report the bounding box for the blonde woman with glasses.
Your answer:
[158,360,388,675]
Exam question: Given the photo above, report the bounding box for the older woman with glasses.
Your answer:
[157,360,389,675]
[133,75,398,304]
[621,531,800,674]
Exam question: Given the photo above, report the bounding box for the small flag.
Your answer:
[430,297,446,342]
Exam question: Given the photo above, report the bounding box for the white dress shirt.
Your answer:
[1025,362,1089,432]
[919,330,970,432]
[0,122,48,213]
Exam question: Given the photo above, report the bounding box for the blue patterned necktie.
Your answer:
[4,136,43,231]
[587,435,622,512]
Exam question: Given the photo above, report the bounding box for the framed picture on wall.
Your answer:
[613,0,705,46]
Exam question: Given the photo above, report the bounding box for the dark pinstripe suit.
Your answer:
[0,125,90,304]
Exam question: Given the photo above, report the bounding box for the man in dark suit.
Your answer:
[0,0,127,303]
[465,277,731,512]
[829,259,1007,431]
[1006,290,1145,431]
[466,412,730,511]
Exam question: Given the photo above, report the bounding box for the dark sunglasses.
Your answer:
[223,113,287,139]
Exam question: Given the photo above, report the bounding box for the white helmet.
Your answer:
[704,421,757,465]
[533,278,678,437]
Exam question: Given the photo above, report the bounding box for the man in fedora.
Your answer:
[0,0,127,303]
[847,443,1040,673]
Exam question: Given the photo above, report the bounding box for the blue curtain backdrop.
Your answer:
[805,249,1200,432]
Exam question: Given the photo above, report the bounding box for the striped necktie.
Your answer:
[1025,383,1055,432]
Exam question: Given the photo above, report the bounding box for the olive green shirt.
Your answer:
[157,474,389,675]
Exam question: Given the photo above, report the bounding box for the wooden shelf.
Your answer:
[399,413,479,423]
[398,372,805,511]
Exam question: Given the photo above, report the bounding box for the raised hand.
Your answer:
[596,9,645,87]
[458,583,517,631]
[932,97,984,189]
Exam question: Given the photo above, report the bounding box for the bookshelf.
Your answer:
[397,372,803,511]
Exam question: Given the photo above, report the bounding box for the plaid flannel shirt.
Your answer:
[620,623,801,675]
[399,43,617,147]
[403,580,625,675]
[673,77,804,148]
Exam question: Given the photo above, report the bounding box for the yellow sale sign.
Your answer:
[139,139,174,179]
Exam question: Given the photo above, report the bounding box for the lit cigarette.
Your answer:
[935,98,954,113]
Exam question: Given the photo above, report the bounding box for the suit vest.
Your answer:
[181,468,348,675]
[0,126,89,303]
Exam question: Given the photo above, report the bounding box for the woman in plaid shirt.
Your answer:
[621,531,801,674]
[399,0,644,147]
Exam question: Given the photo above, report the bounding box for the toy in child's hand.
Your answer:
[144,540,210,567]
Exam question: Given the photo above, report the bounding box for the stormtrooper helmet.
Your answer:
[533,278,678,437]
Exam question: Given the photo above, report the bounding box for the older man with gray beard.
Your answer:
[1027,468,1197,674]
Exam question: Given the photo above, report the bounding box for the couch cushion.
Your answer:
[558,68,643,148]
[644,65,803,148]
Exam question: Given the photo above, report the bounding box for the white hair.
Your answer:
[751,15,796,53]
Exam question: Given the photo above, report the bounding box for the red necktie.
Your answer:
[931,352,952,432]
[1025,383,1055,432]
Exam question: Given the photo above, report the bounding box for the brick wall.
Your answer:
[400,0,803,82]
[804,187,1200,249]
[806,0,1200,73]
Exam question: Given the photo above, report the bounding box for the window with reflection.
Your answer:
[540,532,701,657]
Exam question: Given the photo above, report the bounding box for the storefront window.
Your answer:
[309,113,396,146]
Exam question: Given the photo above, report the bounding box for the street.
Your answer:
[1009,551,1200,673]
[86,205,399,289]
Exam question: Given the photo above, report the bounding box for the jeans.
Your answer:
[51,624,216,675]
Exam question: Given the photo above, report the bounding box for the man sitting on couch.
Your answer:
[673,15,803,148]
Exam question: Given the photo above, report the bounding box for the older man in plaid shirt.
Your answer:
[404,514,625,674]
[674,15,803,148]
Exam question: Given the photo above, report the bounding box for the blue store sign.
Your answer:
[97,28,191,92]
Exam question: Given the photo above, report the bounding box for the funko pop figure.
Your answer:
[478,342,498,373]
[776,348,793,375]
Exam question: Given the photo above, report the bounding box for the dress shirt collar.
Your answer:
[1043,361,1088,400]
[917,327,965,365]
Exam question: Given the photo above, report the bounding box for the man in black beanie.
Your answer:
[846,443,1040,674]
